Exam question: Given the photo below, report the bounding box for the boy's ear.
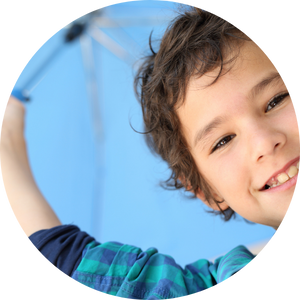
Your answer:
[179,176,229,211]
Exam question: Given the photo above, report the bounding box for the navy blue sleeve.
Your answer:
[29,225,97,277]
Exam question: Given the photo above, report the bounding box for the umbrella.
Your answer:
[11,1,273,266]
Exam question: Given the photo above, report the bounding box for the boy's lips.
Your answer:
[259,156,300,191]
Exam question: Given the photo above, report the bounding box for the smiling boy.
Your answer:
[1,5,299,299]
[135,7,299,230]
[177,42,298,229]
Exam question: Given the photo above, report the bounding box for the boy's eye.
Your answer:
[267,92,293,109]
[211,134,234,153]
[211,92,293,153]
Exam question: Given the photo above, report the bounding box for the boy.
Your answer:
[1,6,298,299]
[134,7,299,229]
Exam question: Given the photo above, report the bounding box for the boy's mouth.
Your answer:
[261,158,299,191]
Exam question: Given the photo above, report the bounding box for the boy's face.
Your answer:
[177,42,299,229]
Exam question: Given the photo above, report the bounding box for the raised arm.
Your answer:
[0,96,61,236]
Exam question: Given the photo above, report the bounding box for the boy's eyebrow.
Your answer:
[194,71,284,149]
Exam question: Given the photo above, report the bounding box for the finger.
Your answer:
[4,93,19,102]
[11,89,28,102]
[9,95,25,106]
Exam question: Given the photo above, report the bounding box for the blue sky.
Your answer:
[14,1,274,266]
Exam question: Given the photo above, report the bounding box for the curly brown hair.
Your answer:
[134,6,249,221]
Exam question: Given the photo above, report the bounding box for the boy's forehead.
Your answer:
[188,42,273,91]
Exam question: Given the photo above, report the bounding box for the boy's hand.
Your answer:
[1,96,26,148]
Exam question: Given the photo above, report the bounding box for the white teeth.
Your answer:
[275,164,299,186]
[271,161,300,188]
[287,165,298,178]
[277,173,289,184]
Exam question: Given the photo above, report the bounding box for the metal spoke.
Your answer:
[80,33,105,238]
